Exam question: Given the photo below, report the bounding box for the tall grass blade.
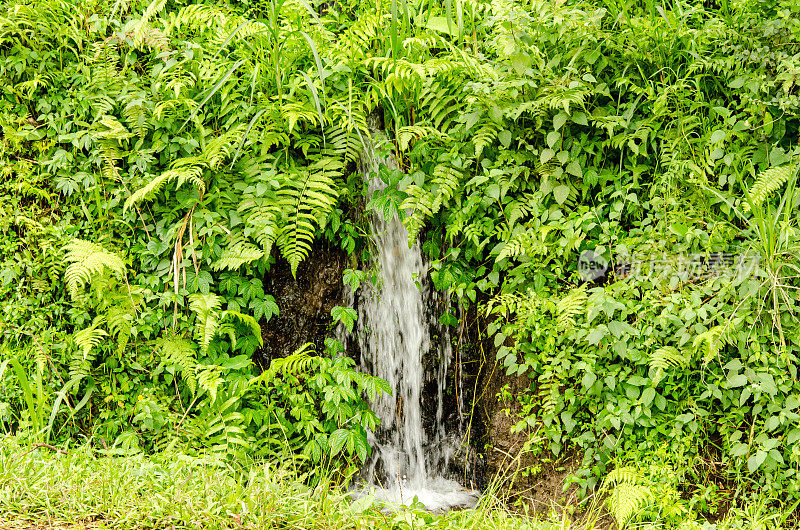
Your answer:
[181,59,246,132]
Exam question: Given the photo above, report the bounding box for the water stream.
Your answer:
[345,131,478,511]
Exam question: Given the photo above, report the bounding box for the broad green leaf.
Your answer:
[747,450,766,473]
[554,184,570,205]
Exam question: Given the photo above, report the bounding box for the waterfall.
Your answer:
[346,129,478,511]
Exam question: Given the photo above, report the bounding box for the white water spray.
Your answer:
[348,131,478,511]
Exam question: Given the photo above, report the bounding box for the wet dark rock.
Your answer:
[257,240,347,363]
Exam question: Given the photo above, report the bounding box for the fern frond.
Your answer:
[694,325,725,365]
[745,163,798,211]
[160,336,197,393]
[496,231,547,262]
[649,346,690,370]
[189,293,222,353]
[473,120,501,159]
[400,164,462,244]
[240,198,281,256]
[556,287,587,329]
[430,163,462,210]
[93,116,134,141]
[608,482,653,528]
[321,123,362,162]
[63,240,126,298]
[195,364,223,402]
[211,240,264,271]
[221,311,263,348]
[282,101,321,134]
[166,4,220,35]
[122,97,151,139]
[401,183,435,244]
[276,158,341,276]
[650,346,690,385]
[420,78,460,131]
[124,163,205,212]
[603,466,642,487]
[267,343,318,378]
[396,125,450,151]
[106,303,135,355]
[71,325,108,379]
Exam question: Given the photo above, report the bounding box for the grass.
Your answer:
[0,436,788,530]
[0,435,565,530]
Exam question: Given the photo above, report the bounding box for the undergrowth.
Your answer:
[1,0,800,525]
[0,437,790,530]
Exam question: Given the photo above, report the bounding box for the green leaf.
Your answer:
[424,16,458,36]
[553,112,568,131]
[331,306,357,332]
[765,415,781,431]
[561,411,577,433]
[727,374,748,388]
[343,269,365,291]
[709,129,726,144]
[554,184,570,205]
[498,130,512,148]
[747,450,766,473]
[641,387,656,407]
[729,76,746,89]
[350,494,376,514]
[571,112,588,125]
[587,325,608,345]
[329,428,349,455]
[730,442,749,457]
[566,160,582,177]
[788,428,800,444]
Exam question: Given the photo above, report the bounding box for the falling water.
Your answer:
[346,129,478,511]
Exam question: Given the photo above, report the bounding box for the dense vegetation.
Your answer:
[1,0,799,526]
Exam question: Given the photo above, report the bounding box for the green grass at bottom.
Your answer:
[0,436,787,530]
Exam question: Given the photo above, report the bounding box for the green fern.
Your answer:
[472,119,501,160]
[694,325,725,365]
[602,466,653,528]
[276,158,341,276]
[396,124,450,151]
[429,163,463,211]
[63,240,126,299]
[160,336,198,393]
[401,183,436,244]
[92,116,133,181]
[71,324,107,379]
[744,163,798,211]
[105,302,135,355]
[188,293,222,354]
[124,127,244,212]
[401,163,462,244]
[255,343,319,384]
[608,482,654,528]
[240,198,281,257]
[556,287,587,330]
[196,363,224,402]
[123,162,205,212]
[211,239,264,271]
[122,96,151,140]
[220,311,264,349]
[649,346,690,385]
[496,231,547,262]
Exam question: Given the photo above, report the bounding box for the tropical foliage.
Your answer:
[1,0,799,525]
